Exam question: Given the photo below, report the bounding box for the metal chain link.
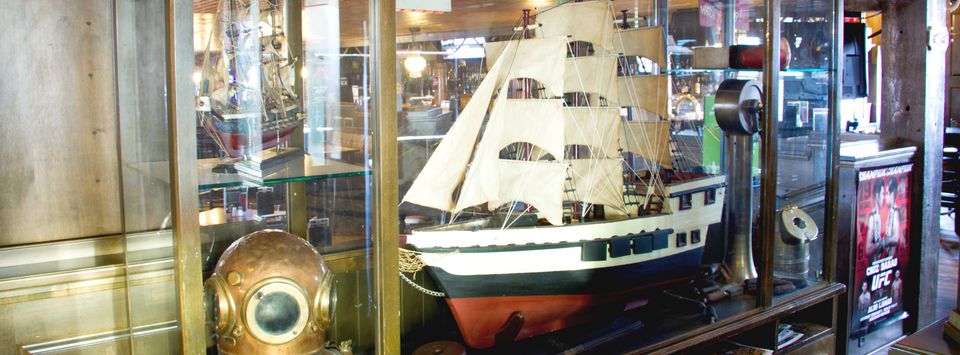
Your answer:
[399,272,446,297]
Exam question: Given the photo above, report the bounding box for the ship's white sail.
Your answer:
[402,44,512,211]
[454,39,569,216]
[482,38,568,97]
[617,27,667,66]
[537,0,615,52]
[564,56,619,103]
[621,120,673,169]
[616,75,670,118]
[613,25,672,171]
[493,160,570,226]
[493,99,567,159]
[563,107,621,158]
[483,41,508,71]
[567,159,627,213]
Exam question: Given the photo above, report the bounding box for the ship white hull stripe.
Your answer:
[408,203,721,248]
[418,230,708,276]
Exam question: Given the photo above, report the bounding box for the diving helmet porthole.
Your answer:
[206,230,335,354]
[315,272,337,327]
[244,280,310,344]
[203,275,233,334]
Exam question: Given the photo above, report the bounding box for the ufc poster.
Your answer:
[852,164,912,337]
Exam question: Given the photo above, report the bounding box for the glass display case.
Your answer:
[392,0,844,353]
[134,0,399,354]
[0,0,853,353]
[771,0,837,303]
[140,0,843,353]
[173,0,391,353]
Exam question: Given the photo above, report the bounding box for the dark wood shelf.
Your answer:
[778,322,833,354]
[617,283,846,354]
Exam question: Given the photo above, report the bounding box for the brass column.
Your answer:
[822,0,843,286]
[165,0,205,352]
[285,0,308,238]
[758,0,781,307]
[371,0,400,353]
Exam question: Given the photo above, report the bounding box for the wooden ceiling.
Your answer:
[193,0,825,48]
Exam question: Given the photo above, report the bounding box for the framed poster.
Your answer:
[851,163,912,337]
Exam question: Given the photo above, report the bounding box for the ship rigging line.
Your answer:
[611,13,670,208]
[498,18,581,229]
[501,5,625,226]
[495,14,568,230]
[560,12,644,218]
[608,0,668,190]
[449,13,526,225]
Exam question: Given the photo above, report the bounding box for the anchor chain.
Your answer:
[399,272,446,297]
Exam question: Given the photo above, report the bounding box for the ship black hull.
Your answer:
[423,247,704,348]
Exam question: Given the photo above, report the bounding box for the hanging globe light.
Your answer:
[404,54,427,78]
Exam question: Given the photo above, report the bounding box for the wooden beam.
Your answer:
[880,0,947,331]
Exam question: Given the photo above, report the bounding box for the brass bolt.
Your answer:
[227,271,243,286]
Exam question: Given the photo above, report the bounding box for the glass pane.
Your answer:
[195,1,368,187]
[667,1,766,313]
[0,0,151,353]
[772,0,835,304]
[116,0,182,352]
[194,0,376,353]
[395,1,765,352]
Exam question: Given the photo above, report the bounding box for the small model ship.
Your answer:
[196,0,304,161]
[401,1,726,349]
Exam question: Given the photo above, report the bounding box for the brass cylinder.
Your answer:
[773,206,819,279]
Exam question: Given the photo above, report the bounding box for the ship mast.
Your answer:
[497,8,539,226]
[518,8,535,160]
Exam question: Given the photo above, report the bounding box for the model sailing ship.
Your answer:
[401,1,727,349]
[196,0,303,161]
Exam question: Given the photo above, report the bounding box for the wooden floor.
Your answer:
[872,213,958,355]
[937,212,959,321]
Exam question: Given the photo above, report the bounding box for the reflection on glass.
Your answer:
[773,2,834,301]
[196,0,309,173]
[116,0,180,351]
[194,0,376,353]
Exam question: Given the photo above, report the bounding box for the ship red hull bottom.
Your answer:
[446,277,690,349]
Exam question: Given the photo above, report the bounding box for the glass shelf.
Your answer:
[661,68,829,74]
[125,157,369,191]
[198,156,369,190]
